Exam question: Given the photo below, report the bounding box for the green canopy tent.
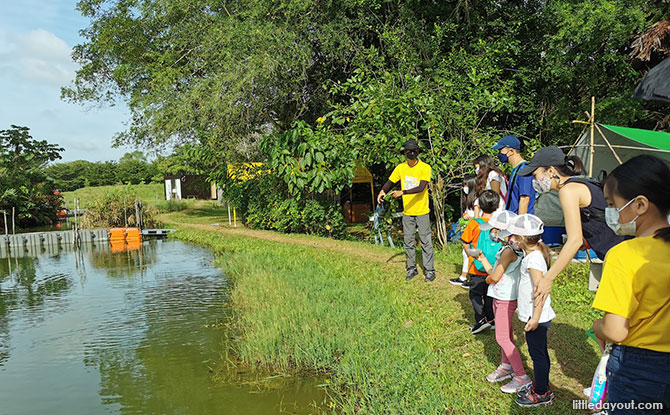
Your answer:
[566,123,670,177]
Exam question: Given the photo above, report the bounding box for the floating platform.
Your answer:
[0,228,176,252]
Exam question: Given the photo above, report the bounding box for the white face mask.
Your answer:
[463,186,469,195]
[475,167,480,175]
[605,198,639,236]
[532,175,552,194]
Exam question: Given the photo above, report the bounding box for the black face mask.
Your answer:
[405,150,418,160]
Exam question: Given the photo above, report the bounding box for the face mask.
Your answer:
[532,175,552,194]
[497,151,509,164]
[475,167,480,174]
[605,198,639,236]
[508,238,521,250]
[405,150,418,160]
[463,186,469,195]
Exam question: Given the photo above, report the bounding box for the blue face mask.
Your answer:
[497,151,509,164]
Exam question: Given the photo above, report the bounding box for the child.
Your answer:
[450,175,478,287]
[460,190,501,334]
[476,210,533,394]
[591,155,670,414]
[501,214,555,407]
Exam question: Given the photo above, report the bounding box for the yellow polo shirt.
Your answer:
[389,160,431,216]
[592,236,670,353]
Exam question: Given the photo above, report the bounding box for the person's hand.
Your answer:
[463,212,471,220]
[476,252,487,263]
[533,276,554,305]
[525,318,539,332]
[377,191,386,205]
[390,190,404,199]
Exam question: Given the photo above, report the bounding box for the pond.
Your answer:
[0,240,325,414]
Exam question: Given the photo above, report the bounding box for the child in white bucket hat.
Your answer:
[500,214,556,407]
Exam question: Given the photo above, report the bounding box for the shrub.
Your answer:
[156,199,188,213]
[225,172,347,239]
[81,188,159,228]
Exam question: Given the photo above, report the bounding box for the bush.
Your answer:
[81,188,160,228]
[156,199,188,213]
[225,172,347,239]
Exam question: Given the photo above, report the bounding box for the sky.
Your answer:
[0,0,133,162]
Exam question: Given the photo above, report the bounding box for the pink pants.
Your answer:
[493,299,526,377]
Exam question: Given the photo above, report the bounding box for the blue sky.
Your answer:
[0,0,133,162]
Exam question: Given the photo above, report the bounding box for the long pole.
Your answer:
[589,96,595,177]
[12,207,15,235]
[3,211,7,235]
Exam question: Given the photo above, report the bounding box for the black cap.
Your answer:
[402,140,420,151]
[518,146,566,176]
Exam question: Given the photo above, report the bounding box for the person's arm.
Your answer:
[490,178,501,196]
[377,180,397,204]
[533,184,585,303]
[593,313,630,344]
[518,196,530,215]
[478,248,516,284]
[525,267,548,331]
[399,180,428,196]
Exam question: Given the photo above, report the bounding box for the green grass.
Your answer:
[62,183,165,208]
[168,217,601,415]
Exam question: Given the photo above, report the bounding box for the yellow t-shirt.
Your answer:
[389,160,431,216]
[592,236,670,353]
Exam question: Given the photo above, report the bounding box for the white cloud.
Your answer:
[0,29,76,84]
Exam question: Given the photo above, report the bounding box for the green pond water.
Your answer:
[0,240,325,414]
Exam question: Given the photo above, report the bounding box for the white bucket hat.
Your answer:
[479,210,518,231]
[499,214,545,237]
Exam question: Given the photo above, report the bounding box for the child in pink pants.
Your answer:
[476,210,532,394]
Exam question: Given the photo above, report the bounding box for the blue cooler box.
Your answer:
[542,226,565,247]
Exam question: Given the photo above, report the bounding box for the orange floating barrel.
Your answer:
[110,240,126,253]
[125,227,141,243]
[109,228,126,242]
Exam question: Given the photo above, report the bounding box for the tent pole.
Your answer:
[594,123,624,165]
[568,124,588,156]
[370,181,375,208]
[589,96,596,177]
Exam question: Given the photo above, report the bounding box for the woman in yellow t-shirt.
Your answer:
[592,155,670,415]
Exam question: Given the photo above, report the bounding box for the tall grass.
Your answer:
[62,183,164,207]
[174,227,600,414]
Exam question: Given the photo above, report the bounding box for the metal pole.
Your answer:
[589,96,595,177]
[3,211,7,235]
[227,203,232,226]
[233,207,237,228]
[12,207,15,235]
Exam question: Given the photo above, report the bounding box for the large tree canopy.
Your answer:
[65,0,668,157]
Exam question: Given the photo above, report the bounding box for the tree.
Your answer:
[0,126,64,227]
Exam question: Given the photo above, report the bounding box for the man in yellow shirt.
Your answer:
[377,140,435,282]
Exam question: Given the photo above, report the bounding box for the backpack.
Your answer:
[472,218,503,273]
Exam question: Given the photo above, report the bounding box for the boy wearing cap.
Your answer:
[492,136,536,215]
[377,140,435,282]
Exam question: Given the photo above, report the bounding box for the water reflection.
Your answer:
[0,240,325,415]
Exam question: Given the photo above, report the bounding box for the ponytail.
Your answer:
[655,227,670,243]
[554,155,586,177]
[524,234,552,268]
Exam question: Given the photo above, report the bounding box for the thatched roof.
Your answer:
[631,21,670,61]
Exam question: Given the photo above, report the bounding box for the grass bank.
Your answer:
[163,207,601,414]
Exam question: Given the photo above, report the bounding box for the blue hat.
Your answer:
[491,135,521,150]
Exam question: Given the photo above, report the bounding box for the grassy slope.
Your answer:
[161,204,601,414]
[62,183,165,207]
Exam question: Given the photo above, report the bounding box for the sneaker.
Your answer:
[461,280,473,289]
[406,268,418,281]
[424,271,436,282]
[486,365,513,383]
[471,319,491,334]
[501,376,533,394]
[515,387,554,407]
[449,277,466,286]
[489,319,495,331]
